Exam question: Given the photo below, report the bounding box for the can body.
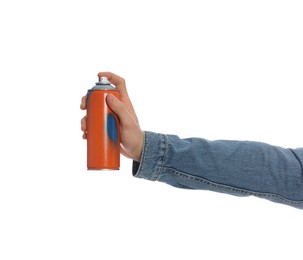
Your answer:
[86,79,120,170]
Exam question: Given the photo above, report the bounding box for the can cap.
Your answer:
[89,76,117,91]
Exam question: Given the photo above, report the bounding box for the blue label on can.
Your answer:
[107,113,118,144]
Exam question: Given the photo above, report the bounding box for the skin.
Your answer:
[80,72,144,162]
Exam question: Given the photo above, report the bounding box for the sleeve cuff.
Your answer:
[132,131,167,181]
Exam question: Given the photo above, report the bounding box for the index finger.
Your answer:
[97,72,127,96]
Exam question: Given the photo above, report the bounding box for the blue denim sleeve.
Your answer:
[133,131,303,209]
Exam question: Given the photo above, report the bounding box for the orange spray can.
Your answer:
[86,76,120,170]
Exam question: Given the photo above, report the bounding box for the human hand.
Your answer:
[80,72,144,162]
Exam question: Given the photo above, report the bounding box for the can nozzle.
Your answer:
[99,76,111,84]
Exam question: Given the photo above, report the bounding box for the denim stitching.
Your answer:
[164,167,303,207]
[153,134,169,180]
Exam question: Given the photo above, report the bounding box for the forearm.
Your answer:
[133,131,303,208]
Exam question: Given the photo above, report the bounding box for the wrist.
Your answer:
[133,130,144,162]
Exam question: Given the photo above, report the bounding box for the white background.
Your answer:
[0,0,303,259]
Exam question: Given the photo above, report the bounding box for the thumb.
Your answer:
[106,93,143,161]
[106,94,132,126]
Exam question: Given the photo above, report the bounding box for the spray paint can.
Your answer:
[86,76,120,170]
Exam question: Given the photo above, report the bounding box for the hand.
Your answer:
[80,72,144,162]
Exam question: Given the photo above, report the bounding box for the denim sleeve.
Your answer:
[133,131,303,208]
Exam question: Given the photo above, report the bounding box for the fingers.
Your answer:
[82,72,127,111]
[97,72,127,96]
[81,116,86,131]
[81,116,87,139]
[98,71,139,124]
[80,95,86,110]
[97,71,125,86]
[80,97,87,138]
